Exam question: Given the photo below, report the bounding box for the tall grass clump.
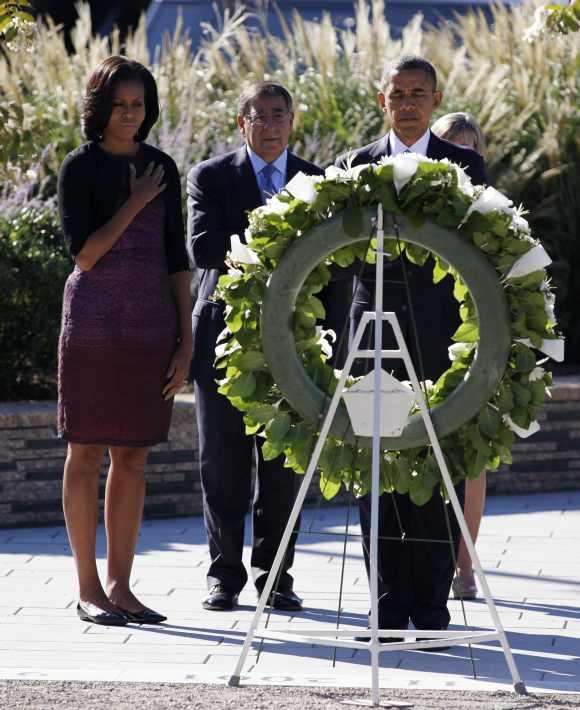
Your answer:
[422,4,579,357]
[0,0,578,398]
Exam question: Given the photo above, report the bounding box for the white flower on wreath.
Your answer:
[528,366,546,383]
[511,207,531,235]
[228,234,260,265]
[325,162,370,181]
[506,244,552,279]
[315,325,336,360]
[448,341,476,362]
[544,291,556,325]
[516,337,565,362]
[393,153,421,193]
[378,153,435,167]
[376,152,424,194]
[453,164,475,198]
[401,379,433,394]
[259,194,292,216]
[284,171,323,204]
[502,415,540,439]
[465,185,515,218]
[539,280,557,325]
[215,339,240,360]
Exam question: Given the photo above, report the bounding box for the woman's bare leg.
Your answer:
[63,442,118,611]
[105,446,149,611]
[457,471,487,586]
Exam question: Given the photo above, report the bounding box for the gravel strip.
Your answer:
[1,681,578,709]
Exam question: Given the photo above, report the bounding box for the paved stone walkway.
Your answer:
[0,491,579,698]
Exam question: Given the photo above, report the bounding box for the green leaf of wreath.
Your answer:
[320,474,342,500]
[266,412,291,443]
[262,439,284,461]
[433,258,449,283]
[235,351,267,371]
[342,207,363,238]
[478,406,501,438]
[220,372,256,398]
[452,320,479,342]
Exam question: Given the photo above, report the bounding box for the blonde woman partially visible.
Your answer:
[432,111,486,601]
[432,112,486,156]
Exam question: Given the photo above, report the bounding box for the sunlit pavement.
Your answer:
[0,491,579,695]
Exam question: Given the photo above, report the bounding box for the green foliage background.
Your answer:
[0,208,69,399]
[0,0,578,399]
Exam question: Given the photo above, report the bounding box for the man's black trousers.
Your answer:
[358,484,464,630]
[194,377,299,595]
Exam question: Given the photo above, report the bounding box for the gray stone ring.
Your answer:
[259,206,511,450]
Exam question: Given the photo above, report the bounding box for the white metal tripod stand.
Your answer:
[228,205,527,706]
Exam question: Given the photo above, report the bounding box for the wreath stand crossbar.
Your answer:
[228,205,527,706]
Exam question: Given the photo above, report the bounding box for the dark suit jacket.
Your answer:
[337,131,488,380]
[187,145,324,381]
[340,131,487,185]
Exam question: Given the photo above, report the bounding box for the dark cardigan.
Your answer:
[57,141,189,275]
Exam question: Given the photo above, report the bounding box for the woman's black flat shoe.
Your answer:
[119,607,167,624]
[77,601,128,626]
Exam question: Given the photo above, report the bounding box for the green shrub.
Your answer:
[0,206,71,399]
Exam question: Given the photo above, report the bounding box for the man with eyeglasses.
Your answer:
[336,56,487,644]
[187,81,324,613]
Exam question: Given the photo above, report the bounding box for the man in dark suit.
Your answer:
[337,56,488,638]
[187,82,324,612]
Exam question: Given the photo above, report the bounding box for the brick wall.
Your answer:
[0,400,200,528]
[1,378,579,528]
[487,381,580,494]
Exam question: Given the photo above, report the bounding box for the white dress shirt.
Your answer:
[388,129,431,157]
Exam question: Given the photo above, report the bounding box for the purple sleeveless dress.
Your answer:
[57,196,177,446]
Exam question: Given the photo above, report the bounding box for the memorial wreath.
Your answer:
[214,154,562,505]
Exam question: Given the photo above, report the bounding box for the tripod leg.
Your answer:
[229,317,373,686]
[392,313,526,694]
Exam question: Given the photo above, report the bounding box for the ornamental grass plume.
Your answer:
[1,0,576,183]
[1,1,575,232]
[421,1,578,355]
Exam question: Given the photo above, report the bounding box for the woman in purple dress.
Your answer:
[57,56,191,625]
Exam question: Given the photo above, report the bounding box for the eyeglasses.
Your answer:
[244,111,291,127]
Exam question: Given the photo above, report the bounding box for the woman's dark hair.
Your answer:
[82,55,159,142]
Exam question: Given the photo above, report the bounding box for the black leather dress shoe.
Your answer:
[354,635,403,644]
[416,640,450,652]
[118,607,167,624]
[202,585,238,611]
[77,601,128,626]
[355,615,408,643]
[265,589,303,612]
[415,628,450,652]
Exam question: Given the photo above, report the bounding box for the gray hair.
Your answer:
[237,81,293,117]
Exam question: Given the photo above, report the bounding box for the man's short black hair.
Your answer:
[380,55,438,91]
[82,55,159,142]
[237,81,293,116]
